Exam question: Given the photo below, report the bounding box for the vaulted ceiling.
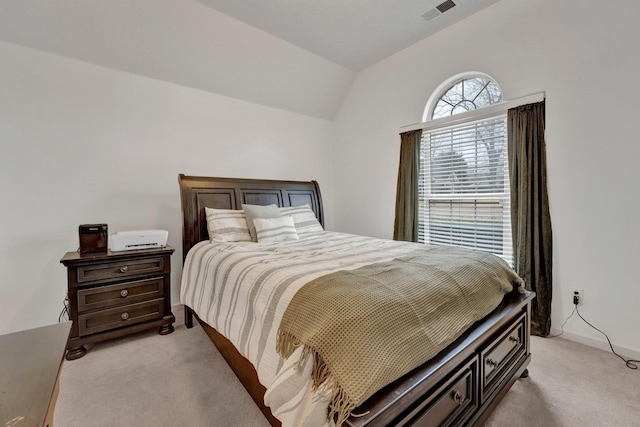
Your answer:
[193,0,502,71]
[0,0,502,119]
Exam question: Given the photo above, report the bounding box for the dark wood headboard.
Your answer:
[178,174,324,259]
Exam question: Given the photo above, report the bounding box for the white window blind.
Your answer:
[418,115,513,265]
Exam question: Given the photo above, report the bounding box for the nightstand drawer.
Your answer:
[77,277,164,312]
[77,257,164,284]
[78,298,164,336]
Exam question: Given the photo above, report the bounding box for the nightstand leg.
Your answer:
[66,345,87,360]
[159,324,174,335]
[520,368,529,378]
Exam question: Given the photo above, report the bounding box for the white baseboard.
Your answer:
[172,303,185,325]
[549,328,640,361]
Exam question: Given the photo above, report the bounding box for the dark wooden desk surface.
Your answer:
[0,322,71,427]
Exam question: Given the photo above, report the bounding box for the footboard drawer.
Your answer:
[480,311,527,403]
[399,357,478,427]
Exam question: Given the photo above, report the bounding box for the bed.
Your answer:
[178,174,534,427]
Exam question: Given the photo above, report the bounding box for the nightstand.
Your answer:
[60,246,175,360]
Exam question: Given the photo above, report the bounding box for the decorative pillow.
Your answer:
[242,204,281,242]
[204,207,252,242]
[253,216,299,243]
[278,204,324,234]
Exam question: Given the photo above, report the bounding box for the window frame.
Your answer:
[418,74,513,265]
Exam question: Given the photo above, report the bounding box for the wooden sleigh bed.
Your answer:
[178,174,534,427]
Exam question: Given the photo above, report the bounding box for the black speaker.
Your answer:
[79,224,108,254]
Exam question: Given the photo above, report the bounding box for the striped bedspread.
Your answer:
[180,231,517,427]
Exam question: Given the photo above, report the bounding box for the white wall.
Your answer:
[0,41,335,334]
[334,0,640,356]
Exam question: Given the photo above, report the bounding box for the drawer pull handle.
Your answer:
[509,336,520,344]
[121,312,129,321]
[120,289,129,298]
[120,266,129,273]
[486,358,498,368]
[451,390,464,405]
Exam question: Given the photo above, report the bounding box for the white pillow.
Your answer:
[204,207,252,242]
[278,204,324,234]
[253,216,299,243]
[242,204,281,242]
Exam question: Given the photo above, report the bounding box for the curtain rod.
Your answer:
[399,92,545,134]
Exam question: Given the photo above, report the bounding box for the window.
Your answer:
[419,75,512,265]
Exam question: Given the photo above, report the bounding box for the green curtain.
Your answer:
[393,129,422,242]
[508,101,553,336]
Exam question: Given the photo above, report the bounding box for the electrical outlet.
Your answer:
[571,288,583,305]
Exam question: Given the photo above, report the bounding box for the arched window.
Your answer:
[430,76,502,119]
[419,74,512,264]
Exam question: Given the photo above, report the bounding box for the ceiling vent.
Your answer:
[422,0,457,21]
[436,0,457,13]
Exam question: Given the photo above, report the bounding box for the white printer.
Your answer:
[109,229,168,252]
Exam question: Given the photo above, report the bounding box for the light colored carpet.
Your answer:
[56,311,640,427]
[55,312,270,427]
[485,335,640,427]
